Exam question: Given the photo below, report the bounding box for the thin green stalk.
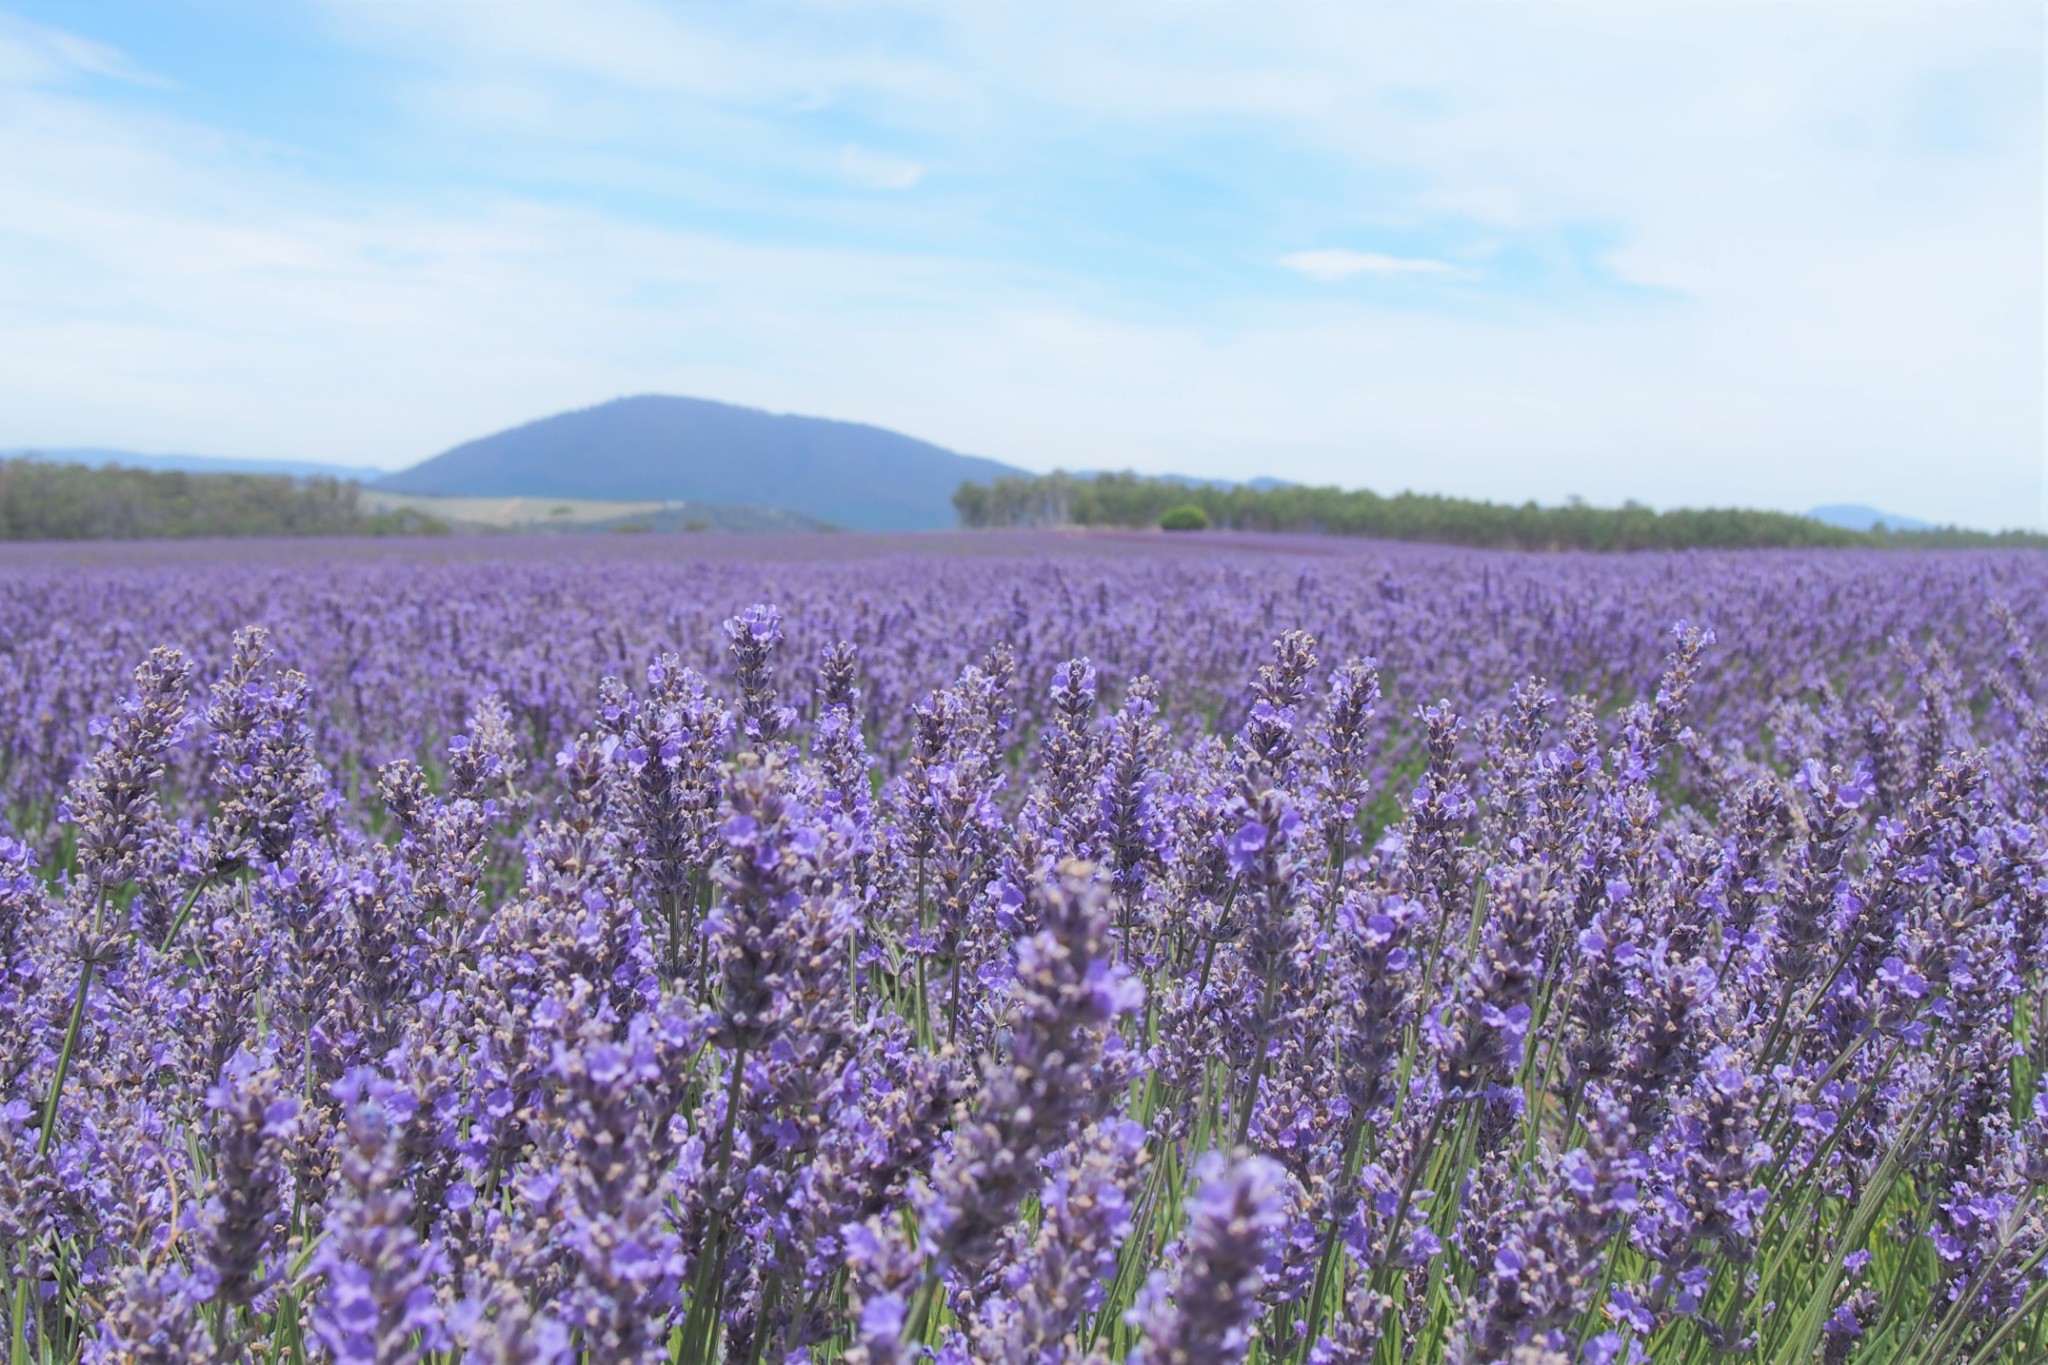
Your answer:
[39,896,105,1157]
[1365,1101,1449,1305]
[1964,1269,2048,1365]
[10,1281,30,1365]
[745,1267,785,1365]
[689,871,715,998]
[1770,1107,1925,1364]
[904,1274,942,1352]
[1752,984,1796,1082]
[914,955,932,1052]
[1752,1036,1913,1277]
[157,873,215,951]
[680,1047,750,1363]
[1916,1237,2048,1365]
[1236,982,1278,1148]
[1297,1119,1372,1360]
[1088,1138,1179,1354]
[663,885,682,981]
[946,955,962,1047]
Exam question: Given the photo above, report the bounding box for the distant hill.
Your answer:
[3,447,386,482]
[376,395,1027,531]
[1809,504,1933,533]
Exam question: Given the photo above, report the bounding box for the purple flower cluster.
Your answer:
[0,534,2044,1363]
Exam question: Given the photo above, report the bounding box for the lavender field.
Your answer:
[3,533,2046,1364]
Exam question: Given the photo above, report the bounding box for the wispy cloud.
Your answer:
[839,144,926,191]
[1277,249,1461,282]
[0,1,2038,527]
[0,13,169,87]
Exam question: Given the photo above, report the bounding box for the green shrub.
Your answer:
[1159,503,1209,532]
[365,509,450,536]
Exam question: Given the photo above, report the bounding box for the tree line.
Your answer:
[953,471,2047,552]
[0,457,446,540]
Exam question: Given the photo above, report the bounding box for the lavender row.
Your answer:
[0,539,2044,1364]
[3,544,2043,835]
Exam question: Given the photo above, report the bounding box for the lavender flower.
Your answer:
[1021,657,1100,854]
[726,602,796,745]
[1430,863,1553,1102]
[956,1118,1143,1364]
[923,860,1142,1286]
[1312,657,1381,872]
[63,646,194,899]
[1130,1153,1291,1365]
[195,1048,300,1311]
[531,1002,690,1361]
[1095,675,1169,914]
[843,1215,927,1365]
[85,1264,211,1364]
[5,546,2048,1365]
[201,625,333,871]
[596,655,731,979]
[312,1069,450,1365]
[710,753,838,1052]
[1450,1089,1637,1364]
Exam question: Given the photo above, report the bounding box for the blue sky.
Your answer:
[0,2,2040,528]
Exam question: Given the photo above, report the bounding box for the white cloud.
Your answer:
[839,144,926,191]
[1277,249,1461,282]
[0,3,2039,528]
[0,13,169,88]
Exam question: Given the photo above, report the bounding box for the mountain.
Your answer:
[1809,503,1933,533]
[376,395,1028,532]
[3,447,386,481]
